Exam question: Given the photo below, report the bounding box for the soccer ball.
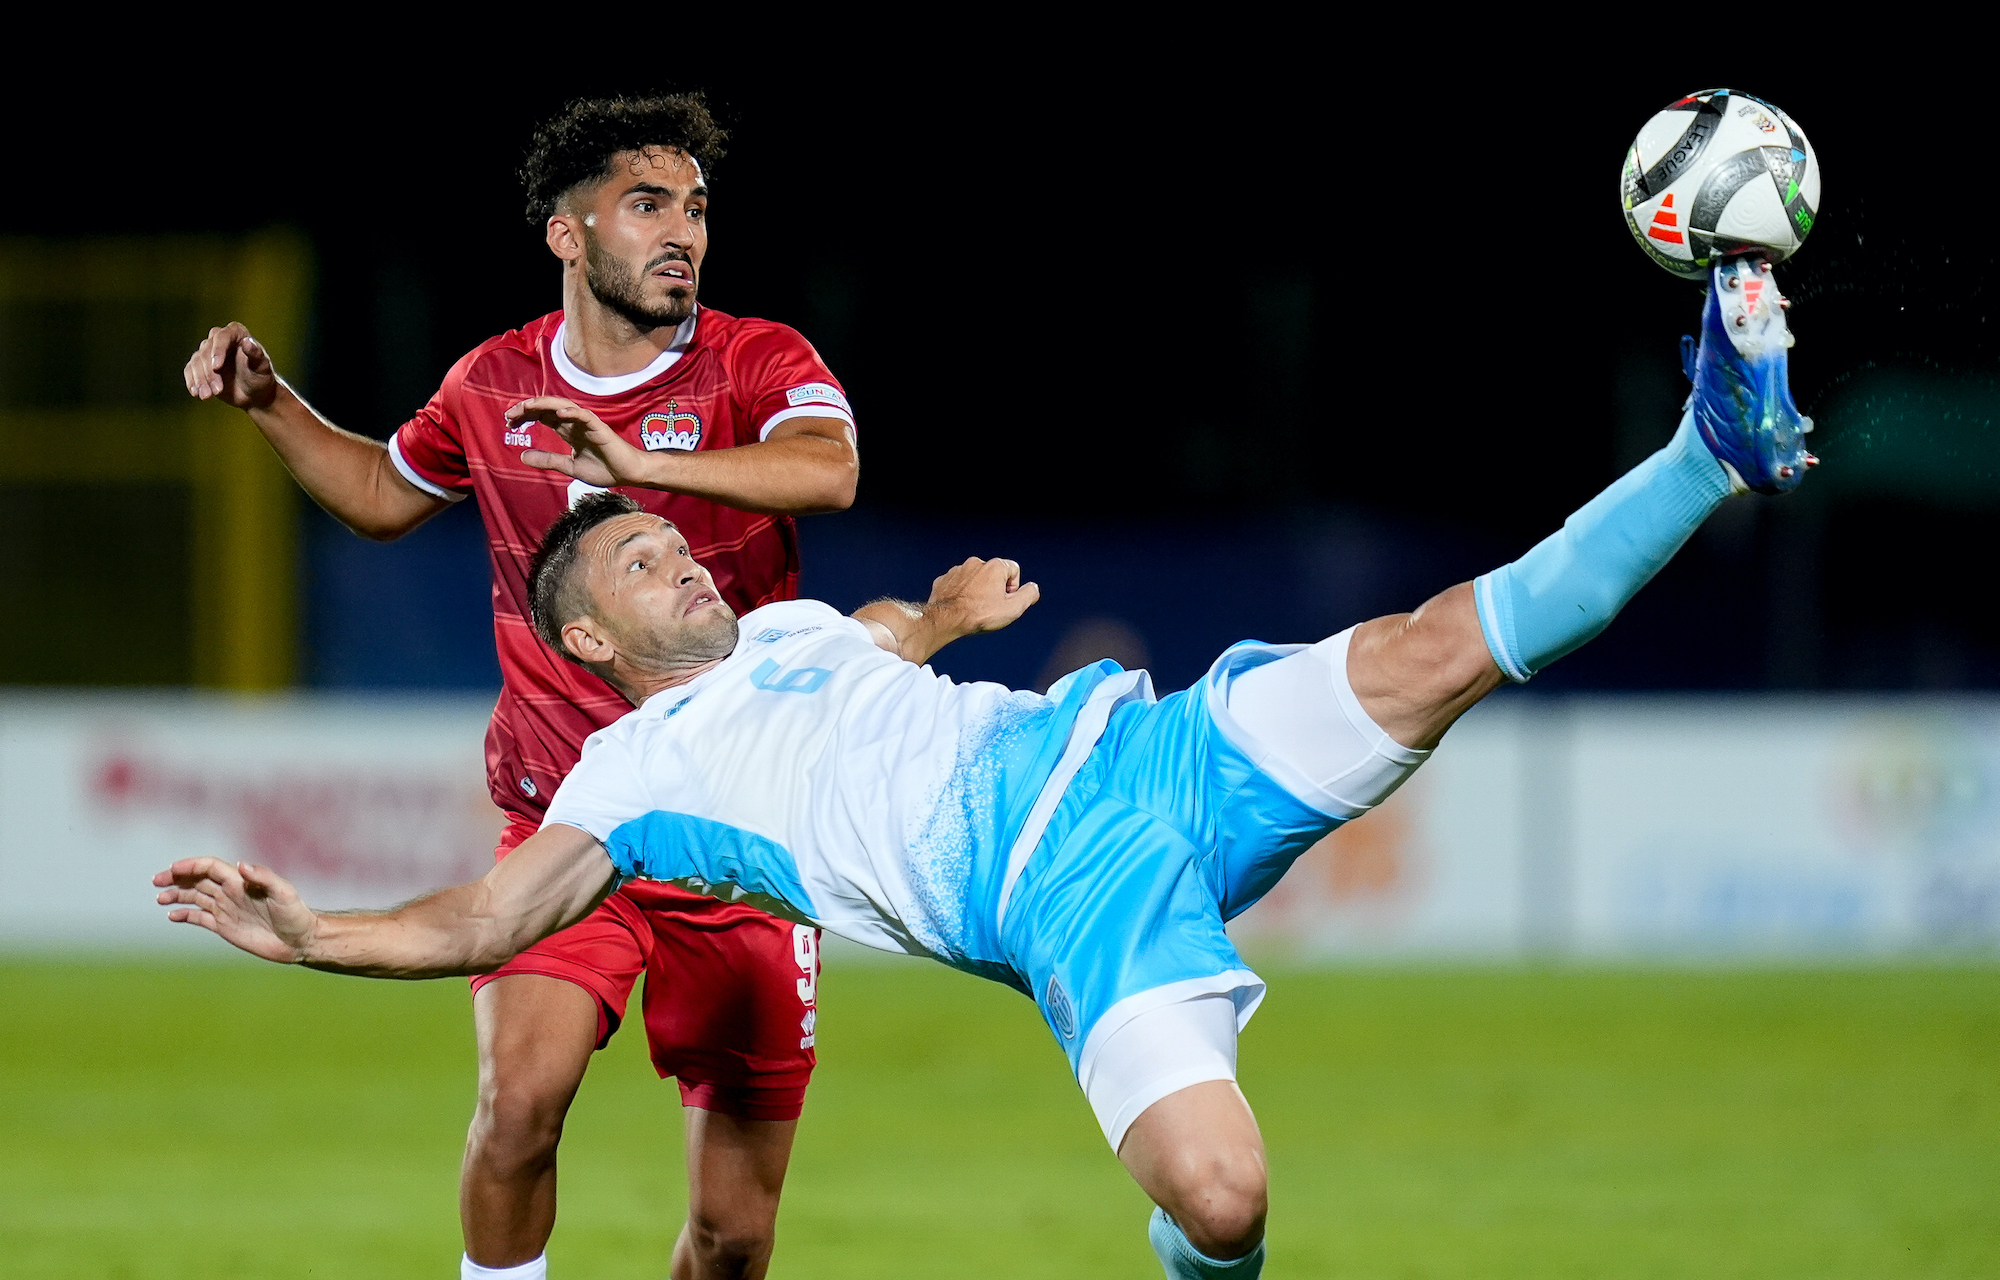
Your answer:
[1620,88,1820,279]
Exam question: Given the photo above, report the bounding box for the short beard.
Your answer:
[676,607,741,665]
[582,226,695,332]
[623,604,740,671]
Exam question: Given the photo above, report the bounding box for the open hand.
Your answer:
[153,857,314,964]
[184,322,280,410]
[510,397,658,489]
[927,557,1040,638]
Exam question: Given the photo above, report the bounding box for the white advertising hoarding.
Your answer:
[1563,700,2000,954]
[0,691,504,947]
[1230,695,2000,957]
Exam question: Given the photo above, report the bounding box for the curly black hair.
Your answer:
[520,94,729,228]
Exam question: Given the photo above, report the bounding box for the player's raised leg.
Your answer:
[1112,254,1812,1278]
[1128,372,1755,1270]
[1279,252,1810,757]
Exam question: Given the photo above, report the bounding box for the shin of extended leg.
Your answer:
[1473,407,1731,682]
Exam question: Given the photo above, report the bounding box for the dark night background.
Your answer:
[5,53,1996,695]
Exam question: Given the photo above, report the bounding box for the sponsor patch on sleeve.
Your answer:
[785,383,852,414]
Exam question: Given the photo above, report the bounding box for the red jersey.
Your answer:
[389,306,854,825]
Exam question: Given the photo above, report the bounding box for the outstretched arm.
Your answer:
[853,556,1041,664]
[184,322,448,541]
[153,824,618,979]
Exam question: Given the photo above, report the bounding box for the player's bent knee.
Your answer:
[1158,1144,1267,1258]
[1176,1195,1267,1259]
[684,1209,775,1271]
[470,1077,570,1162]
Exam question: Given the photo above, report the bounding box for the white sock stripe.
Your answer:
[462,1253,547,1280]
[1473,573,1533,683]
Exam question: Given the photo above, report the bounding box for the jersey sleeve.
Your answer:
[733,323,856,442]
[540,730,657,877]
[386,354,477,501]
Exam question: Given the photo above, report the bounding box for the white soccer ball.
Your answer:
[1620,88,1820,279]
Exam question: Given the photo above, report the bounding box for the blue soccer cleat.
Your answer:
[1681,256,1817,494]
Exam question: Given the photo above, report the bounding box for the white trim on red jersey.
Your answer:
[550,312,698,396]
[759,404,857,441]
[388,434,465,502]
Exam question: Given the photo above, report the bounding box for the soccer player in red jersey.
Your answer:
[182,96,856,1280]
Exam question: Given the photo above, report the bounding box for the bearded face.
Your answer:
[582,224,697,331]
[612,593,739,671]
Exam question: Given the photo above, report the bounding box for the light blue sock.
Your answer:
[1473,407,1732,681]
[1148,1206,1265,1278]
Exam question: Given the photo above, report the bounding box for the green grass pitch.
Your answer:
[2,956,1996,1278]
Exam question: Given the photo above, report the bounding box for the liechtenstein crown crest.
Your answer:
[640,401,702,452]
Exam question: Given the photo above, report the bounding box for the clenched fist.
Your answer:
[184,322,280,411]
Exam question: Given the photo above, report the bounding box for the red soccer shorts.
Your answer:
[470,819,820,1121]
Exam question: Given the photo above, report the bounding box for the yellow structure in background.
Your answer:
[0,235,310,689]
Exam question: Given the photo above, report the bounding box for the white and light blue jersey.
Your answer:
[550,609,1410,1145]
[541,600,1116,974]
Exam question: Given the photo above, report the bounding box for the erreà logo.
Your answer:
[640,401,702,451]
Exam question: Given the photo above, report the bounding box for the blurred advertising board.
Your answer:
[5,691,1999,956]
[1230,695,2000,958]
[0,691,503,947]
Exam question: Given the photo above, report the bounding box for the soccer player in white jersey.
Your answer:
[157,257,1814,1277]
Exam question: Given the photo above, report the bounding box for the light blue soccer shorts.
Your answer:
[997,635,1426,1147]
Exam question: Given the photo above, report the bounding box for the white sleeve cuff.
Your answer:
[540,815,617,845]
[388,434,466,502]
[758,404,857,442]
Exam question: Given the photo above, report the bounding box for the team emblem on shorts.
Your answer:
[1045,974,1076,1040]
[639,401,702,451]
